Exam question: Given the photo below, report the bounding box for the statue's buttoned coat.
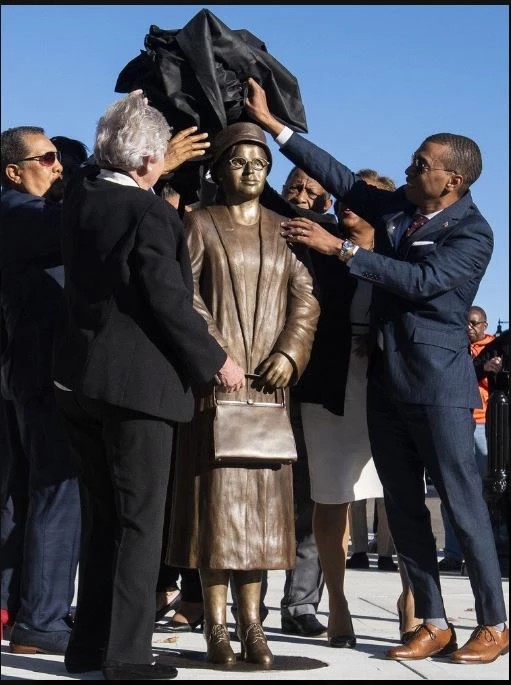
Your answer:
[167,205,320,569]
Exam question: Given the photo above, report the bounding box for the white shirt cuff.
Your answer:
[346,244,359,265]
[275,126,294,146]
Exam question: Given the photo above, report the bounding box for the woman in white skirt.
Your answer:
[296,170,418,647]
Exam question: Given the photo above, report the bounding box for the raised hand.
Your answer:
[244,77,285,137]
[163,127,211,174]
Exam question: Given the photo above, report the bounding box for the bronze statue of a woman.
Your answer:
[167,122,319,666]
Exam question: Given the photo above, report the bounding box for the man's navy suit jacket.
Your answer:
[280,134,493,409]
[0,189,64,402]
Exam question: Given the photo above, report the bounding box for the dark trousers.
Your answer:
[1,391,80,630]
[281,398,324,618]
[367,364,507,625]
[55,388,174,664]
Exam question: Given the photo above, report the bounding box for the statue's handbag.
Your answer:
[213,386,297,465]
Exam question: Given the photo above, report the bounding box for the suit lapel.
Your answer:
[384,210,407,249]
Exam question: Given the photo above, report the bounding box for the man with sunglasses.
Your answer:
[244,78,508,665]
[0,127,81,655]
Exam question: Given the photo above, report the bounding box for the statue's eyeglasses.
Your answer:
[227,156,269,171]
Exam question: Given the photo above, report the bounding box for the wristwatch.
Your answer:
[337,239,356,263]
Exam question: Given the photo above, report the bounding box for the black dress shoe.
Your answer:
[281,614,327,637]
[9,622,70,655]
[377,555,398,571]
[102,660,178,680]
[346,552,370,569]
[438,556,463,573]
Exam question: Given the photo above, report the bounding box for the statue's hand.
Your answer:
[253,353,294,393]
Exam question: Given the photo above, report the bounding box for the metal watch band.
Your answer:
[337,239,355,262]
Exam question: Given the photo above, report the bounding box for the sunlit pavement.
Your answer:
[2,492,508,680]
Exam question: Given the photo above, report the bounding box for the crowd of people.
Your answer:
[0,72,508,680]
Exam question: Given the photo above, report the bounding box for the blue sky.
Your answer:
[2,4,508,333]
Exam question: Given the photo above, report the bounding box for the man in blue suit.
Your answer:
[244,78,508,664]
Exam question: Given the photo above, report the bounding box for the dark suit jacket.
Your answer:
[53,167,226,422]
[280,134,492,409]
[261,183,356,414]
[0,189,65,402]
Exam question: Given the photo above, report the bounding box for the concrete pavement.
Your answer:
[1,491,508,680]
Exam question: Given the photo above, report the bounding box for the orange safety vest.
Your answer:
[471,333,496,423]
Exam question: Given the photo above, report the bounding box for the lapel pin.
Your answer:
[442,222,449,228]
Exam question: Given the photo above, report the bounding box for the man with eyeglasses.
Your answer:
[243,78,508,665]
[439,306,503,574]
[0,126,81,654]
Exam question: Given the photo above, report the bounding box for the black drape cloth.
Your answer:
[115,10,308,206]
[115,9,308,137]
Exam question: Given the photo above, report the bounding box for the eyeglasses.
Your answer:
[410,155,456,175]
[17,150,62,167]
[227,156,269,171]
[468,320,487,328]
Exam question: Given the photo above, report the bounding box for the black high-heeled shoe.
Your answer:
[167,613,204,633]
[155,590,182,622]
[328,615,357,648]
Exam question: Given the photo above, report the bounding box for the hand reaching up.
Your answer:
[163,127,211,174]
[244,77,285,138]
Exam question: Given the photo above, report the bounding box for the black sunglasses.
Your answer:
[410,155,456,175]
[17,150,62,167]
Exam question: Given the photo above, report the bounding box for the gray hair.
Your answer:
[94,93,171,171]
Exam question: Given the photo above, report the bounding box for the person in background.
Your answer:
[46,136,89,204]
[347,498,397,571]
[1,127,81,655]
[166,122,319,667]
[245,76,508,664]
[438,305,503,573]
[52,92,244,681]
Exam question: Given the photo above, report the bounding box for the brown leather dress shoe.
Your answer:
[450,624,509,664]
[386,623,458,660]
